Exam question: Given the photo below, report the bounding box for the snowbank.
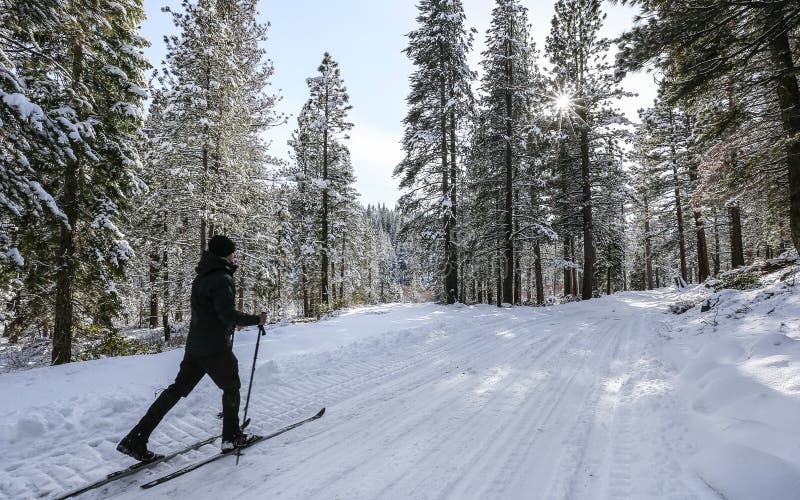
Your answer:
[664,267,800,499]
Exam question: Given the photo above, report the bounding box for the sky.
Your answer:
[139,0,658,208]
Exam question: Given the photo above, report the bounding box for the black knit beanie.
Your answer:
[209,234,236,258]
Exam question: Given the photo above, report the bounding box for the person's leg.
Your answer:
[123,354,205,446]
[199,350,241,441]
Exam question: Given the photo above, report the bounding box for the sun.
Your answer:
[554,92,572,113]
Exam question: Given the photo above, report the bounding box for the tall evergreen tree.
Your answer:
[616,0,800,257]
[395,0,474,304]
[476,0,538,305]
[1,0,149,363]
[128,0,281,334]
[303,52,354,310]
[546,0,627,299]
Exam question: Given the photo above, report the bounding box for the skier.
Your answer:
[117,235,266,461]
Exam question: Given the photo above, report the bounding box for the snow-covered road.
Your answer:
[4,286,800,500]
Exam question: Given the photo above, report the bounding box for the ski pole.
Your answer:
[237,317,266,464]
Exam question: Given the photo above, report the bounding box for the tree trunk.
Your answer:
[644,194,654,290]
[486,260,493,305]
[713,207,721,276]
[579,121,595,300]
[571,236,578,295]
[534,241,544,305]
[321,86,330,308]
[330,261,335,304]
[52,38,83,365]
[526,265,532,303]
[496,255,503,307]
[302,264,310,317]
[339,234,346,305]
[149,252,159,329]
[563,236,572,296]
[766,3,800,256]
[514,251,521,304]
[729,204,745,268]
[671,140,688,281]
[162,247,170,342]
[502,36,514,306]
[513,193,521,305]
[448,104,459,303]
[440,48,455,304]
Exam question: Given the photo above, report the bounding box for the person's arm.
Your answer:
[211,273,260,327]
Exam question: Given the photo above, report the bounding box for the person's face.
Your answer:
[225,252,236,264]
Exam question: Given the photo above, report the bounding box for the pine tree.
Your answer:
[127,0,281,334]
[617,0,800,257]
[475,0,538,305]
[639,101,686,281]
[287,101,323,316]
[395,0,475,304]
[1,0,149,363]
[303,52,354,311]
[546,0,627,299]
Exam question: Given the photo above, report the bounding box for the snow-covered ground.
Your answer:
[3,275,800,499]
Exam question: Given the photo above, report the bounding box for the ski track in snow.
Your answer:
[1,291,774,499]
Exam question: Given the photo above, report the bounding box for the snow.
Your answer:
[1,93,46,124]
[103,64,129,80]
[3,275,800,499]
[28,181,70,229]
[0,247,24,266]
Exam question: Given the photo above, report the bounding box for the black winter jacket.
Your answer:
[185,252,260,355]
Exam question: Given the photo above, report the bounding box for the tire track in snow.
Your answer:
[362,320,589,499]
[460,312,627,500]
[391,318,612,500]
[242,315,571,499]
[546,308,641,500]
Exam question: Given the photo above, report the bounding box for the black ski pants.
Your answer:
[130,350,242,441]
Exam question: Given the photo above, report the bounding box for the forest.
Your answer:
[1,0,799,365]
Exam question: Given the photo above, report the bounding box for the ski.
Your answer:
[53,435,218,500]
[53,418,252,499]
[140,407,326,489]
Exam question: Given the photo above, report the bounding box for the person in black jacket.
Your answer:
[117,235,266,460]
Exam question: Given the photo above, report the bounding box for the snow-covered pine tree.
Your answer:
[395,0,475,304]
[287,101,323,316]
[592,138,629,293]
[365,204,403,303]
[474,0,538,305]
[1,0,149,362]
[638,101,687,282]
[295,52,355,313]
[617,0,800,258]
[545,0,627,300]
[0,3,69,342]
[635,98,714,284]
[122,86,177,335]
[131,0,282,331]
